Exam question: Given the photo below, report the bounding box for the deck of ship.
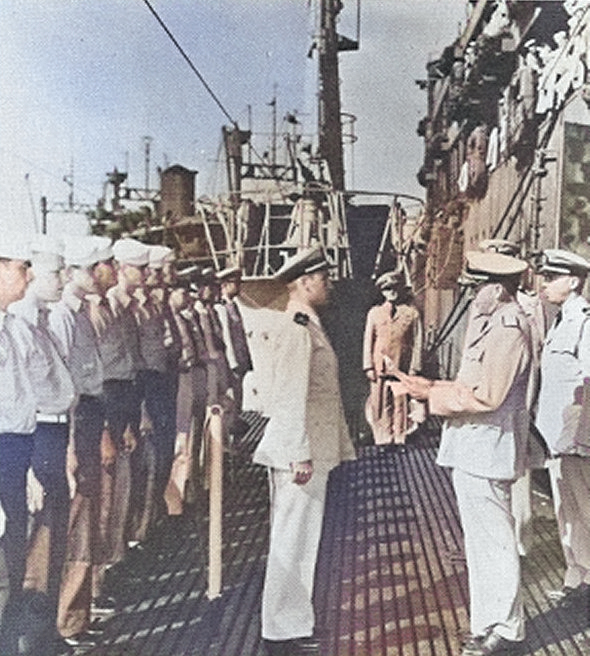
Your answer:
[81,413,590,656]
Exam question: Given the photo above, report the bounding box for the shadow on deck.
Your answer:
[82,414,590,656]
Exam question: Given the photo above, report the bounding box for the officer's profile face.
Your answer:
[541,272,575,305]
[121,263,146,291]
[93,260,117,294]
[0,258,31,307]
[70,266,97,295]
[29,265,64,303]
[306,270,331,307]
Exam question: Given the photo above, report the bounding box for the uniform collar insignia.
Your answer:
[294,312,309,326]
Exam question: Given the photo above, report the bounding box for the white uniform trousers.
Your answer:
[261,467,329,641]
[547,455,590,588]
[453,469,524,641]
[511,470,533,556]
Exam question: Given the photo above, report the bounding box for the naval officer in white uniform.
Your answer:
[535,249,590,608]
[400,251,533,656]
[253,247,356,656]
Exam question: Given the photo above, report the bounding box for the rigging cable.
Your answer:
[141,0,238,128]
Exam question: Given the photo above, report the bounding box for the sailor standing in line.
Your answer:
[0,233,41,628]
[535,249,590,608]
[131,244,179,528]
[9,235,76,646]
[401,251,533,656]
[214,265,253,417]
[52,236,113,647]
[253,247,356,656]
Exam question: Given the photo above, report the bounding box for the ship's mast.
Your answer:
[317,0,359,192]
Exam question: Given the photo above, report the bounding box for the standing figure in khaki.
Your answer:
[401,251,532,656]
[535,249,590,608]
[363,268,422,445]
[253,247,356,656]
[479,239,547,557]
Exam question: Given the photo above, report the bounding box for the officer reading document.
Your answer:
[399,251,533,656]
[253,247,356,656]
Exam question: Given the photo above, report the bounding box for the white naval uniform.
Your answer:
[253,302,356,641]
[536,292,590,589]
[430,288,533,641]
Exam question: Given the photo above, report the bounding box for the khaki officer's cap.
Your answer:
[464,251,528,280]
[538,248,590,276]
[478,239,519,257]
[274,246,333,283]
[375,268,405,291]
[0,231,32,261]
[112,238,150,266]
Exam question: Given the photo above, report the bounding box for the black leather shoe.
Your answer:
[548,584,587,608]
[478,631,522,655]
[64,632,98,648]
[263,639,296,656]
[293,635,321,653]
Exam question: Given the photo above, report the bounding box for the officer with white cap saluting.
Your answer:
[253,247,356,656]
[535,248,590,609]
[400,250,533,655]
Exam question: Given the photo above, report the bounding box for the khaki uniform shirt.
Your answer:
[432,291,533,480]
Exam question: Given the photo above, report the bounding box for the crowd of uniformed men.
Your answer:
[1,229,590,656]
[0,231,252,655]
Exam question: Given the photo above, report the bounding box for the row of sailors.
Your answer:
[0,232,252,654]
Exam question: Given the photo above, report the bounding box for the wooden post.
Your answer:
[207,405,223,600]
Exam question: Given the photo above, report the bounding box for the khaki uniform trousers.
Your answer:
[453,468,524,641]
[547,455,590,588]
[261,467,329,641]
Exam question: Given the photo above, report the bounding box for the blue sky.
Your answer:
[0,0,466,235]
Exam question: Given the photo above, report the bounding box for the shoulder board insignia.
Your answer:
[501,314,520,328]
[294,312,309,326]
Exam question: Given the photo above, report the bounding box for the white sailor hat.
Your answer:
[478,238,520,257]
[148,245,174,269]
[64,236,100,268]
[274,246,333,283]
[375,268,406,290]
[91,236,113,262]
[30,234,65,270]
[0,231,32,261]
[463,251,528,283]
[538,248,590,276]
[112,238,149,266]
[216,265,242,282]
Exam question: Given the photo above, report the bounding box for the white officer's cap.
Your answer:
[462,251,528,284]
[91,236,113,262]
[216,265,242,282]
[30,234,65,270]
[478,239,520,257]
[148,245,174,269]
[64,236,100,268]
[0,231,32,261]
[538,249,590,276]
[112,238,149,266]
[274,246,333,283]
